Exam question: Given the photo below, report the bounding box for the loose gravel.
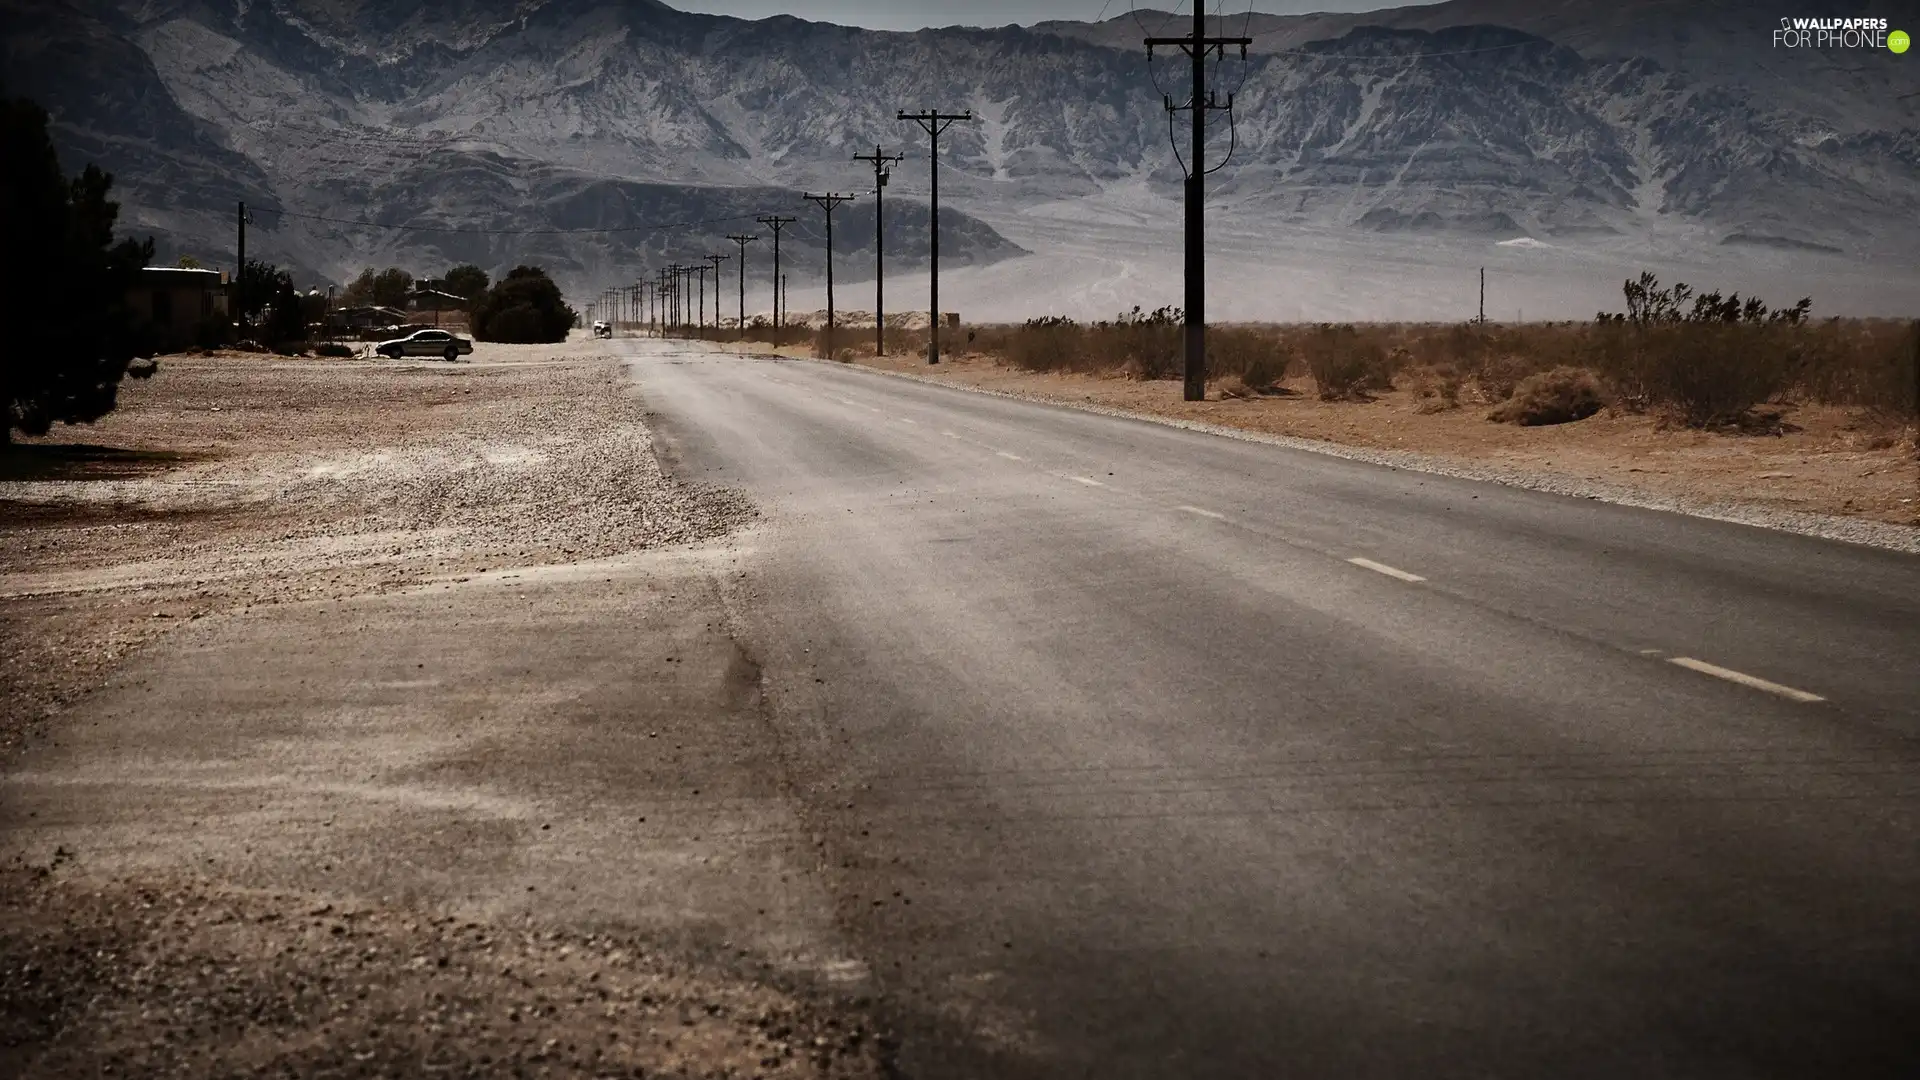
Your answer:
[0,864,885,1079]
[1,348,755,759]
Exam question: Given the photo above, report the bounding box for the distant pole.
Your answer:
[757,215,796,333]
[727,234,759,341]
[854,144,904,355]
[705,253,730,335]
[1479,267,1486,324]
[236,201,247,281]
[804,192,857,355]
[899,111,974,364]
[1146,13,1252,400]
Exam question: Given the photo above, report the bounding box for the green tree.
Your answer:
[2,94,155,444]
[340,266,413,308]
[471,266,578,344]
[443,264,490,305]
[176,254,203,269]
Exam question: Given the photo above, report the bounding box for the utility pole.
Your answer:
[727,234,759,340]
[757,215,796,333]
[1146,13,1251,401]
[804,192,857,355]
[666,264,683,335]
[1479,267,1486,325]
[705,253,730,334]
[898,110,973,364]
[853,145,904,355]
[695,264,713,334]
[236,201,250,277]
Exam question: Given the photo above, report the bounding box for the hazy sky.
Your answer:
[671,2,1412,31]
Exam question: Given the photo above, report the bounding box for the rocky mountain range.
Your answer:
[4,0,1916,315]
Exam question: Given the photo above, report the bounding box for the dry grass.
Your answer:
[962,316,1919,434]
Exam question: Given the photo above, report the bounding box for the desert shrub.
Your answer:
[1103,306,1184,380]
[1209,327,1292,391]
[314,342,354,358]
[1302,324,1395,401]
[1403,364,1464,413]
[1007,316,1083,372]
[1489,366,1605,426]
[1792,319,1919,418]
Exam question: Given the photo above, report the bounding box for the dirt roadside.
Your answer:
[1,342,885,1078]
[715,340,1920,531]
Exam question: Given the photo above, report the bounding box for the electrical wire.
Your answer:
[260,207,764,237]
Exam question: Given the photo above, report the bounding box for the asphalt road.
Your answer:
[634,339,1920,1079]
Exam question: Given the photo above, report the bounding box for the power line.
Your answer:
[853,145,905,356]
[261,207,762,238]
[726,233,759,341]
[898,109,975,365]
[1146,8,1252,402]
[802,192,857,355]
[704,252,730,333]
[756,215,797,332]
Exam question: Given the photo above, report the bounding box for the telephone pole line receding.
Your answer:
[1146,13,1252,401]
[804,192,857,355]
[757,215,797,332]
[853,145,904,355]
[726,234,759,340]
[898,110,973,364]
[705,253,730,334]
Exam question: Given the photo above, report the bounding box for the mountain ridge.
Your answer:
[4,0,1915,313]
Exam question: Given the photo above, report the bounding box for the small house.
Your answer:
[127,267,229,351]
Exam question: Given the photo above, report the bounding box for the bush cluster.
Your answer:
[966,275,1919,432]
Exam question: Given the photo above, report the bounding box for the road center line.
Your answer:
[1178,505,1226,520]
[942,431,962,439]
[1668,658,1826,703]
[1068,475,1106,487]
[898,417,918,425]
[1348,557,1426,583]
[997,451,1024,461]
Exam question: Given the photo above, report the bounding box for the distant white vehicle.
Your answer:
[592,320,613,339]
[374,328,474,361]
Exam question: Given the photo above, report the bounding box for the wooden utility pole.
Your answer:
[854,145,905,355]
[1146,14,1251,401]
[757,215,796,332]
[727,235,758,340]
[898,111,973,364]
[1479,267,1486,324]
[705,253,730,334]
[804,192,857,355]
[665,263,684,334]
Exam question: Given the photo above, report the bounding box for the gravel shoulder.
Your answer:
[0,341,884,1077]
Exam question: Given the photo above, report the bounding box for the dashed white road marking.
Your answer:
[1178,506,1226,520]
[996,451,1024,461]
[1068,475,1106,487]
[942,431,962,439]
[1668,658,1826,703]
[835,397,858,406]
[898,417,918,425]
[1347,557,1426,583]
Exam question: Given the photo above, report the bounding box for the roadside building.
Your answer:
[126,266,229,351]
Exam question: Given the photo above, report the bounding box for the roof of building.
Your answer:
[139,266,226,284]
